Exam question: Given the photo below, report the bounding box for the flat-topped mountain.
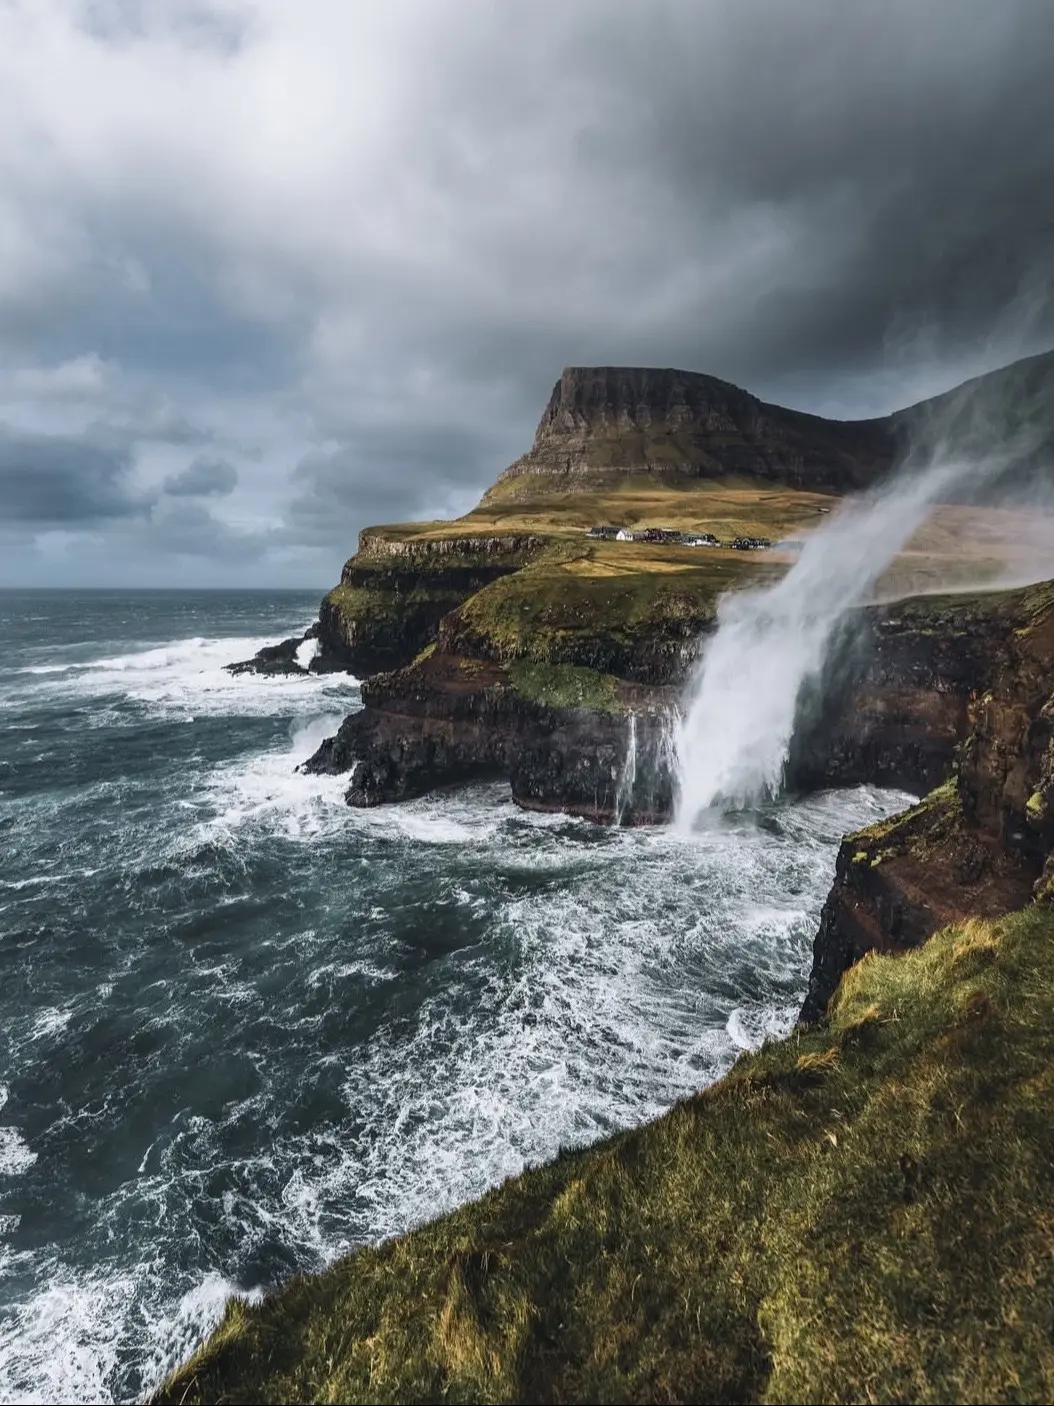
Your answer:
[484,364,896,498]
[484,351,1054,502]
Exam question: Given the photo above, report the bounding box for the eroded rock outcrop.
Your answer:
[801,582,1054,1021]
[303,648,674,825]
[227,629,316,677]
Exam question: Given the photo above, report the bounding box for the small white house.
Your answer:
[615,528,633,541]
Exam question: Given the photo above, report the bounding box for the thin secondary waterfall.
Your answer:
[615,712,638,825]
[672,446,1006,831]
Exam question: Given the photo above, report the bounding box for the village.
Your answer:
[585,524,774,550]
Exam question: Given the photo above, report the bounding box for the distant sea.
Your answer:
[0,589,910,1403]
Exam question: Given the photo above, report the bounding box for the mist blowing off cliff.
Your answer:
[673,391,1051,829]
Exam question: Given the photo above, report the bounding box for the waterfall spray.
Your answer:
[672,442,1017,831]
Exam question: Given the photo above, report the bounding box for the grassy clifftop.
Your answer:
[317,468,1052,685]
[158,903,1054,1405]
[441,541,782,682]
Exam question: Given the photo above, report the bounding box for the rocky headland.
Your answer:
[178,351,1054,1403]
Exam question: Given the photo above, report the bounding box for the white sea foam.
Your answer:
[726,1003,800,1051]
[12,633,358,721]
[0,1087,31,1178]
[213,784,907,1258]
[0,1255,246,1406]
[137,1273,263,1401]
[3,596,921,1406]
[186,710,354,847]
[295,637,320,671]
[29,1007,73,1040]
[0,1127,36,1177]
[0,780,912,1403]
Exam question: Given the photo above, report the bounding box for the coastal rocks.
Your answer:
[799,783,1036,1023]
[787,592,1020,795]
[511,709,674,825]
[312,537,546,677]
[227,631,315,677]
[304,584,1053,836]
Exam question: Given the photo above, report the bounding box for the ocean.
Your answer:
[0,590,910,1403]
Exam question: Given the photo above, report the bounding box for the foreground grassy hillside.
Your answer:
[158,902,1054,1405]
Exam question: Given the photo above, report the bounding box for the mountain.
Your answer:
[483,364,897,499]
[484,349,1054,503]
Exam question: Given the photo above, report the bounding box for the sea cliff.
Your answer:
[192,352,1054,1403]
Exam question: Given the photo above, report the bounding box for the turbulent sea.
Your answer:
[0,590,911,1403]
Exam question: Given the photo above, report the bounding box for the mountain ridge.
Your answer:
[482,350,1054,503]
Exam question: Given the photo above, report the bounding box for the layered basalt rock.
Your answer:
[227,633,311,677]
[303,648,674,825]
[484,348,1054,503]
[227,624,324,678]
[801,582,1054,1021]
[485,365,898,498]
[237,350,1054,687]
[233,352,1054,1020]
[787,591,1025,796]
[313,532,548,676]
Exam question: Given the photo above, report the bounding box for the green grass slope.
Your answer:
[157,904,1054,1406]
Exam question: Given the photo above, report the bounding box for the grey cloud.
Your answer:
[410,1,1054,392]
[145,500,268,560]
[163,455,238,496]
[0,422,150,525]
[75,0,253,56]
[288,421,501,546]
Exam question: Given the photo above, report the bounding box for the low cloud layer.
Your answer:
[0,0,1051,586]
[163,456,238,497]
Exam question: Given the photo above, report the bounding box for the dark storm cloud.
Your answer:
[0,0,1052,585]
[0,422,149,524]
[163,455,238,497]
[408,0,1054,396]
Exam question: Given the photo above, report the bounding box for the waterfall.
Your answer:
[672,443,1012,831]
[614,712,638,825]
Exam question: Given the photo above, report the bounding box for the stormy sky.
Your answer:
[1,1,1052,587]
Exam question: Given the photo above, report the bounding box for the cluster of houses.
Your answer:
[585,525,772,551]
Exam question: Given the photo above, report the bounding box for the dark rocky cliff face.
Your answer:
[303,584,1053,847]
[241,351,1054,1034]
[800,582,1054,1022]
[486,365,898,496]
[302,649,675,825]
